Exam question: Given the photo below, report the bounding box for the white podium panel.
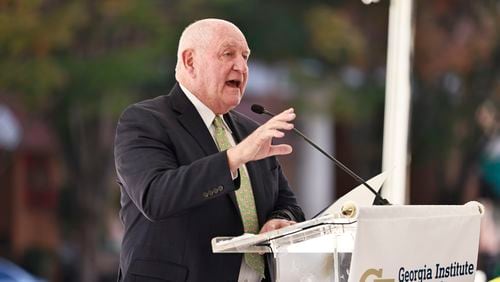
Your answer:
[348,203,483,282]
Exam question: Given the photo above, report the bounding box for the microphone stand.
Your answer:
[254,106,391,206]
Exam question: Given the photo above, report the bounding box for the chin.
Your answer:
[222,97,241,112]
[227,99,241,110]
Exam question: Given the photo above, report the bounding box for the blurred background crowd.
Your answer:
[0,0,499,281]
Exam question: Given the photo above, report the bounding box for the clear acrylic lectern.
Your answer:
[212,214,357,282]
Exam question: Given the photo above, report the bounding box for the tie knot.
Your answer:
[213,116,225,129]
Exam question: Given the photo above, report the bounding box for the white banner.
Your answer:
[348,203,483,282]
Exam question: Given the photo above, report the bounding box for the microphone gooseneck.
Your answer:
[250,104,391,206]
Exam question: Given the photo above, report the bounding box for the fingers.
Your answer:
[261,129,286,139]
[268,108,295,126]
[226,108,297,170]
[267,121,294,132]
[257,108,295,136]
[253,108,295,140]
[268,144,292,156]
[259,219,297,233]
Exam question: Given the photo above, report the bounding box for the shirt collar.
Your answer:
[179,83,232,133]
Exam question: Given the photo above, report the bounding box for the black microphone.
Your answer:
[251,104,390,206]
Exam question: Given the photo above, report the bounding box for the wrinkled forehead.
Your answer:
[209,25,250,52]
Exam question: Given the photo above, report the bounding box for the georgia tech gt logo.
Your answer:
[360,268,395,282]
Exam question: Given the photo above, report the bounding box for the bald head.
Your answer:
[175,19,246,81]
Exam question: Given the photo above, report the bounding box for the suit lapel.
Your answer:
[170,84,219,156]
[170,86,267,228]
[170,84,243,220]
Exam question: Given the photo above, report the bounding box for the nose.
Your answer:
[233,56,248,73]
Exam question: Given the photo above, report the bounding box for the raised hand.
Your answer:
[227,108,295,173]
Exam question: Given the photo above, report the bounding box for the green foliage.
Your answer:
[0,1,86,107]
[0,0,172,116]
[411,0,500,164]
[0,57,66,107]
[332,81,385,122]
[305,5,366,66]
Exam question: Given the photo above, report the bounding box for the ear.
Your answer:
[181,49,195,77]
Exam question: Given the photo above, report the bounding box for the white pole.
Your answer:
[381,0,414,204]
[297,114,334,219]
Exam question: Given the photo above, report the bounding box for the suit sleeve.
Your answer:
[114,105,239,221]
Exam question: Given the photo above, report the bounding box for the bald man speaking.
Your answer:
[114,18,304,281]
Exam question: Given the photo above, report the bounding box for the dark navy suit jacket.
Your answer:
[114,83,304,281]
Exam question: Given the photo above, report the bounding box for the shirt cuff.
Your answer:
[231,169,239,180]
[268,209,295,221]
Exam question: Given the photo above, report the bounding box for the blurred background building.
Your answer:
[0,0,499,281]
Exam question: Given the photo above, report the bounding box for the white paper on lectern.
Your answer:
[317,171,388,218]
[348,203,482,282]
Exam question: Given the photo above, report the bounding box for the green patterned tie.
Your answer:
[212,116,265,277]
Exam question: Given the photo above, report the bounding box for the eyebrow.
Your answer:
[220,43,251,55]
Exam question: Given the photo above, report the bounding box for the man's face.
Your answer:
[193,26,250,114]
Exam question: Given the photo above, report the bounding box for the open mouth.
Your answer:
[225,79,241,88]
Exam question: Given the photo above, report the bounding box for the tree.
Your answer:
[1,1,172,280]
